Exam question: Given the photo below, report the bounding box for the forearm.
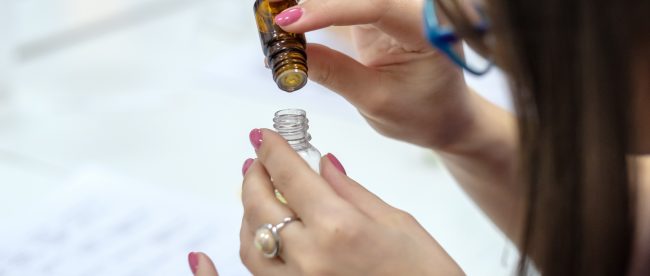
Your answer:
[435,89,525,244]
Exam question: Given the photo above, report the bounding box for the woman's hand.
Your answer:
[274,0,479,150]
[222,129,461,275]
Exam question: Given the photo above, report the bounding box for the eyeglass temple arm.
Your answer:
[424,0,493,75]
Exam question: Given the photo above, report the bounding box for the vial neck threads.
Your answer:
[273,109,312,151]
[268,39,307,76]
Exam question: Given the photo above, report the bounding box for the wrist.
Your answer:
[432,88,515,154]
[424,86,484,152]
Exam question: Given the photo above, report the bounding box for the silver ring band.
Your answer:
[273,217,297,233]
[255,217,299,258]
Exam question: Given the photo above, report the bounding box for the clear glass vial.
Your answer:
[254,0,308,92]
[273,108,321,171]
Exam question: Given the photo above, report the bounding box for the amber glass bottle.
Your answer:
[254,0,308,92]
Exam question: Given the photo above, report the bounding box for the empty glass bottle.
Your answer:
[273,108,321,171]
[272,108,320,204]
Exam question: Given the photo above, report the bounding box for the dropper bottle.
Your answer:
[254,0,308,92]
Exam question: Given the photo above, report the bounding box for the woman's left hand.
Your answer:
[192,128,463,275]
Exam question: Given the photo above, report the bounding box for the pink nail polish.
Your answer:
[275,7,303,27]
[249,129,263,150]
[188,252,199,274]
[326,153,347,175]
[242,158,255,176]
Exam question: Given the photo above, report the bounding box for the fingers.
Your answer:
[250,129,351,222]
[242,158,311,264]
[188,252,218,276]
[320,153,395,220]
[305,43,384,109]
[276,0,426,46]
[241,159,304,239]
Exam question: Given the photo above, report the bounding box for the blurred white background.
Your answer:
[0,0,14,108]
[0,0,515,275]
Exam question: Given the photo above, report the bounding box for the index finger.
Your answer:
[276,0,427,47]
[249,128,349,221]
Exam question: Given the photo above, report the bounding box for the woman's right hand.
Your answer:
[276,0,479,150]
[274,0,523,252]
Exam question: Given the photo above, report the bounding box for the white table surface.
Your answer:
[0,0,516,275]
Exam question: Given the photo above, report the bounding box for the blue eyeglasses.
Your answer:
[423,0,493,75]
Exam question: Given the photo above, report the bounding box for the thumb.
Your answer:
[306,43,382,109]
[188,252,219,276]
[320,153,393,219]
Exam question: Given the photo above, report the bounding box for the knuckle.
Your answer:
[239,246,251,267]
[371,0,390,21]
[242,210,255,228]
[297,257,331,276]
[242,206,266,229]
[383,209,417,225]
[315,0,335,15]
[272,168,298,188]
[313,61,335,87]
[363,91,392,118]
[273,171,304,196]
[272,169,313,193]
[242,193,264,213]
[317,215,362,247]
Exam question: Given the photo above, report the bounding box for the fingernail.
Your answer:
[275,7,303,27]
[188,252,199,274]
[326,153,347,175]
[249,129,263,150]
[242,158,255,176]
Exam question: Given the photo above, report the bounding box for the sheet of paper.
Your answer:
[0,168,247,276]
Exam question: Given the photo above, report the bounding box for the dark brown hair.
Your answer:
[484,0,648,274]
